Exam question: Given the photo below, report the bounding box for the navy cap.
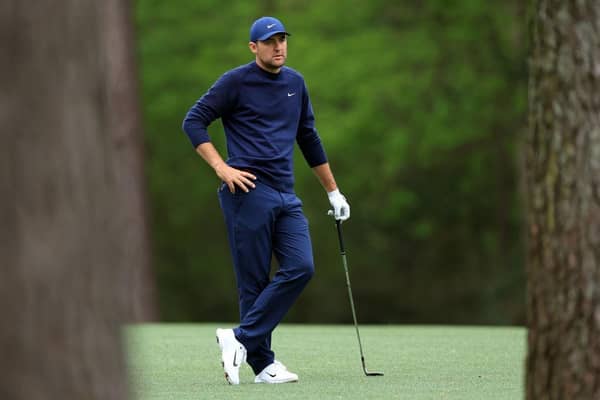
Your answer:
[250,16,291,42]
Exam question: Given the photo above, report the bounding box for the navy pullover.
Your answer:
[182,61,327,193]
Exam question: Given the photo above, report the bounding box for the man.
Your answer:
[182,16,350,385]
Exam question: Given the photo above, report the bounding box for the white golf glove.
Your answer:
[328,189,350,221]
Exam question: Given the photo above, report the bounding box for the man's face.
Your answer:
[249,33,287,73]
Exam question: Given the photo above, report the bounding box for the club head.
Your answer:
[362,359,384,376]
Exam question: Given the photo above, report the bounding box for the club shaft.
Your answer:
[341,252,369,372]
[333,219,384,376]
[336,221,367,368]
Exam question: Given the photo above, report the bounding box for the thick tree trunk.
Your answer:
[103,0,156,321]
[0,1,154,399]
[526,1,600,399]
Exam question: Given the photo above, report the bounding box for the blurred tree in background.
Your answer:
[135,0,527,324]
[1,1,154,399]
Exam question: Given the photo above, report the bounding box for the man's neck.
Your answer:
[255,59,281,74]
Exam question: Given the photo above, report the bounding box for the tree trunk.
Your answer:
[0,1,154,399]
[103,0,157,321]
[526,1,600,399]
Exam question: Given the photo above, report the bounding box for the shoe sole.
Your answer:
[254,378,298,384]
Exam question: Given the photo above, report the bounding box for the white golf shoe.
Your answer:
[254,360,298,384]
[216,328,247,385]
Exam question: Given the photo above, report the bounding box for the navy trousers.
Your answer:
[218,181,314,375]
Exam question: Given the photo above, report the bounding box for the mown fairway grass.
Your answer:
[126,324,525,400]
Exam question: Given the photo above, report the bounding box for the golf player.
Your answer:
[182,16,350,385]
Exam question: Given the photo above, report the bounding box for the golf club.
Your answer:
[328,211,384,376]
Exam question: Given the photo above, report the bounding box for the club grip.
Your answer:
[335,219,345,253]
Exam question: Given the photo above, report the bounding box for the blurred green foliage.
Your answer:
[135,0,527,324]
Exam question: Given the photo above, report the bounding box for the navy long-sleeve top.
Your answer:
[182,61,327,193]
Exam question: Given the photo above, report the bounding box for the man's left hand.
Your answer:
[328,189,350,221]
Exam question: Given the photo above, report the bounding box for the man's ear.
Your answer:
[248,41,257,55]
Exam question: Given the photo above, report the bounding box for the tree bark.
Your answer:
[0,1,154,399]
[526,1,600,399]
[103,0,156,322]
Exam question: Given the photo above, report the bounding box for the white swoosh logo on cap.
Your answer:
[267,24,276,29]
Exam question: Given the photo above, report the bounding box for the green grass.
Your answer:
[126,324,525,400]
